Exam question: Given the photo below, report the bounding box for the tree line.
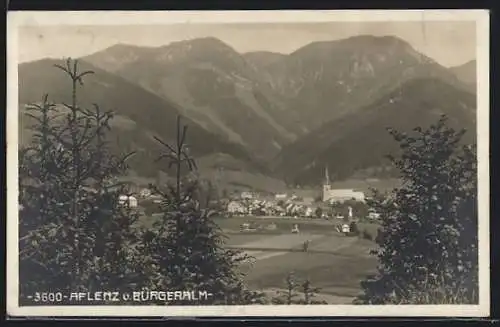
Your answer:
[19,59,478,306]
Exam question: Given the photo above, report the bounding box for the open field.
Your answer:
[224,226,379,302]
[135,214,380,303]
[215,216,347,233]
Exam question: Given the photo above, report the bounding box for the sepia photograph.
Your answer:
[6,10,490,317]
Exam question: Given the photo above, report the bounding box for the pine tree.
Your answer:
[272,272,300,304]
[19,58,144,302]
[271,273,327,304]
[145,116,266,304]
[356,115,478,304]
[19,94,66,297]
[299,279,327,304]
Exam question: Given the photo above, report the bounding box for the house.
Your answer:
[326,190,365,203]
[275,193,288,199]
[227,201,246,215]
[240,191,254,199]
[368,211,381,220]
[119,195,138,208]
[139,188,152,198]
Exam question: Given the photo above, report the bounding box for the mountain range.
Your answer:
[18,35,477,188]
[18,58,265,180]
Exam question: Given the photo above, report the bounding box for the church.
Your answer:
[322,167,365,203]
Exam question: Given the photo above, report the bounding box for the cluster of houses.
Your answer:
[117,187,162,209]
[227,195,317,218]
[224,167,381,220]
[115,168,382,221]
[228,189,321,217]
[226,190,370,219]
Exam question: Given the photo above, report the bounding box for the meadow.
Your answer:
[215,216,379,303]
[136,214,380,303]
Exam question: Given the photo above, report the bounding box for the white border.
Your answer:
[6,10,490,318]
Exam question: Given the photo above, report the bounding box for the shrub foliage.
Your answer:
[356,116,478,304]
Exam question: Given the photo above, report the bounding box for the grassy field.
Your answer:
[135,214,380,303]
[230,231,378,301]
[215,216,347,233]
[217,216,380,302]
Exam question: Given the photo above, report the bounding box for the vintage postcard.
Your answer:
[6,10,490,317]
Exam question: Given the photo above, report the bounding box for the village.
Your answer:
[119,168,381,228]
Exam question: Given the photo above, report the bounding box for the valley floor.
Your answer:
[135,214,379,304]
[218,216,379,303]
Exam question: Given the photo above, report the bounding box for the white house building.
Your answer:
[227,201,247,215]
[139,188,152,198]
[119,195,138,208]
[275,193,288,199]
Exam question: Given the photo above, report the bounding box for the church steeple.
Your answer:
[322,165,331,203]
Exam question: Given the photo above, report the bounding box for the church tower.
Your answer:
[322,166,331,202]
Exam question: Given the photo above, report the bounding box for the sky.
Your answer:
[18,21,476,67]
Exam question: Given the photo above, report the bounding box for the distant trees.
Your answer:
[356,115,478,304]
[19,59,146,301]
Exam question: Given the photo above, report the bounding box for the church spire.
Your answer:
[325,166,330,185]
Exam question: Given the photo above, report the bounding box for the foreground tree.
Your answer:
[19,59,145,301]
[144,116,266,304]
[272,272,327,304]
[356,115,478,304]
[272,272,300,304]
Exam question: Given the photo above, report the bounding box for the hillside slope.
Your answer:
[450,60,477,89]
[84,38,296,160]
[18,58,266,179]
[256,35,474,135]
[86,36,473,145]
[274,77,476,185]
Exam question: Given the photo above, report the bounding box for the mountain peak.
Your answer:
[102,42,150,53]
[168,36,235,52]
[343,34,411,47]
[83,43,156,73]
[452,59,476,69]
[291,34,417,59]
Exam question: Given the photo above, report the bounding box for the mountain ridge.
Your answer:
[84,35,475,151]
[18,58,269,180]
[84,37,297,161]
[450,59,477,87]
[19,35,477,187]
[274,76,476,185]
